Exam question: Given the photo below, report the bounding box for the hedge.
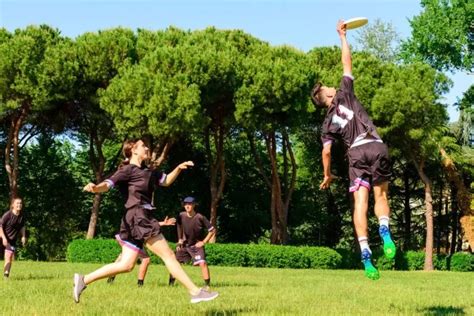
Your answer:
[66,239,121,263]
[67,239,473,272]
[450,253,474,272]
[67,239,341,269]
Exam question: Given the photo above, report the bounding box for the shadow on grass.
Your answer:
[205,307,256,316]
[12,274,57,281]
[421,306,465,315]
[154,281,258,288]
[208,281,258,288]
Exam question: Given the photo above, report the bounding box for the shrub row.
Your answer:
[67,239,341,269]
[204,243,342,269]
[336,249,473,272]
[67,239,473,272]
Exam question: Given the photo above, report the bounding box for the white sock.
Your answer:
[379,216,389,228]
[358,237,371,253]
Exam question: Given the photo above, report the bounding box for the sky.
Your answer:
[0,0,471,121]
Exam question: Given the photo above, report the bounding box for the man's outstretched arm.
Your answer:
[337,20,352,75]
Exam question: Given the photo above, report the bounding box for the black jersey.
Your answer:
[177,212,214,246]
[321,75,382,148]
[0,210,25,243]
[105,164,166,209]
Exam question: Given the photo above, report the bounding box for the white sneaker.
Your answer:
[73,273,87,303]
[190,288,219,303]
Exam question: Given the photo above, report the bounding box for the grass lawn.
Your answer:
[0,261,472,315]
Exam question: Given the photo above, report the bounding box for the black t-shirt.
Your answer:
[177,212,214,246]
[105,164,167,209]
[321,75,381,148]
[0,210,25,243]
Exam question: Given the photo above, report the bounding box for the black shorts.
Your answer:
[119,206,161,250]
[348,141,391,192]
[0,238,16,254]
[176,245,207,265]
[114,234,149,258]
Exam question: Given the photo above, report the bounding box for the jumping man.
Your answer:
[311,20,396,280]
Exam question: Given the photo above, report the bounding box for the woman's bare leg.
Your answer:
[145,235,200,295]
[84,246,139,285]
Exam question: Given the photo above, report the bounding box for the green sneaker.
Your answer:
[361,249,380,280]
[379,225,396,259]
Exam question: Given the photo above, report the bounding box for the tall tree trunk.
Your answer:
[85,136,126,239]
[5,105,29,199]
[150,139,172,168]
[266,131,287,244]
[403,166,412,250]
[436,182,443,254]
[86,132,105,239]
[205,125,226,243]
[281,129,297,237]
[87,193,102,239]
[450,186,458,255]
[444,192,450,254]
[438,147,473,251]
[413,159,434,271]
[248,130,297,245]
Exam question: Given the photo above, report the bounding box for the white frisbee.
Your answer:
[343,17,368,30]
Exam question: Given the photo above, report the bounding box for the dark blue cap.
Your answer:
[183,196,196,203]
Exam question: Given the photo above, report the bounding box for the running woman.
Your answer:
[310,20,396,280]
[107,216,176,287]
[169,197,216,289]
[75,139,218,303]
[0,197,27,278]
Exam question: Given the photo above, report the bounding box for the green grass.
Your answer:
[0,261,472,315]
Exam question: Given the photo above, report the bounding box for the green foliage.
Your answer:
[450,252,474,271]
[67,239,342,269]
[246,244,304,269]
[452,85,474,147]
[72,27,138,139]
[354,18,401,62]
[70,139,125,238]
[75,28,137,83]
[371,62,450,163]
[136,27,190,60]
[18,135,85,260]
[400,0,474,72]
[0,25,75,115]
[67,238,120,263]
[205,243,248,267]
[235,45,315,131]
[335,249,361,269]
[217,133,270,243]
[100,48,203,139]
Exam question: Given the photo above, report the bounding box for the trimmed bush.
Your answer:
[205,243,248,267]
[449,253,474,272]
[405,251,425,270]
[246,245,316,269]
[305,246,342,269]
[67,239,121,263]
[374,250,396,270]
[335,248,361,269]
[67,239,341,269]
[434,254,448,271]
